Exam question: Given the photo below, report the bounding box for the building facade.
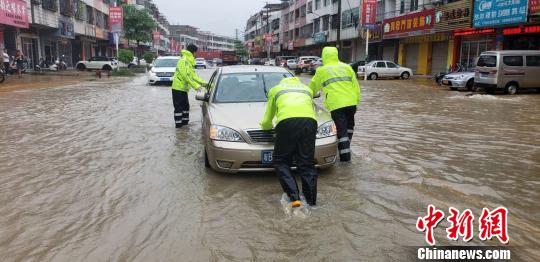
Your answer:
[170,25,235,52]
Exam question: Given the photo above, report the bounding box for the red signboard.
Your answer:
[0,0,29,29]
[108,7,123,33]
[383,9,436,39]
[531,0,540,14]
[153,31,160,47]
[361,0,377,26]
[454,28,495,36]
[503,25,540,35]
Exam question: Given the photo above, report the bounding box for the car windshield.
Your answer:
[366,61,376,66]
[214,72,293,103]
[154,59,178,67]
[477,55,497,67]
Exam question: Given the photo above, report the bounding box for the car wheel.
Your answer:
[368,73,378,80]
[466,79,474,91]
[505,83,518,95]
[204,148,210,168]
[76,64,86,71]
[401,72,410,80]
[102,65,112,71]
[203,66,206,69]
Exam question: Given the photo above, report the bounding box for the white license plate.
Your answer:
[261,150,273,164]
[160,78,170,81]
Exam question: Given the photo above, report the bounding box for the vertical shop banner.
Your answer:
[473,0,528,28]
[361,0,377,27]
[264,33,272,46]
[153,31,161,47]
[0,0,29,28]
[109,7,123,33]
[530,0,540,15]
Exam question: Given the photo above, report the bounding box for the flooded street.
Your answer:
[1,71,539,261]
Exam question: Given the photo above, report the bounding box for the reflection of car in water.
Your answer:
[148,56,179,85]
[196,65,338,173]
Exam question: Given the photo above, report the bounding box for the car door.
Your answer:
[375,61,387,77]
[202,71,218,135]
[501,55,525,87]
[386,61,400,77]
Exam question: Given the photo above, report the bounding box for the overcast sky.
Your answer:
[153,0,268,38]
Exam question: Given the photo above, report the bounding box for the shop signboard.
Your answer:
[473,0,528,28]
[361,23,382,43]
[288,40,294,50]
[0,0,29,28]
[153,31,161,47]
[383,9,436,39]
[108,6,123,33]
[361,0,377,27]
[502,25,540,35]
[434,1,472,32]
[313,32,327,44]
[530,0,540,15]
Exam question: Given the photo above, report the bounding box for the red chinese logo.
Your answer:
[416,204,445,246]
[446,207,474,242]
[479,207,509,244]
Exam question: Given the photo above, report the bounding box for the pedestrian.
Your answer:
[2,49,9,71]
[14,50,24,78]
[309,46,361,162]
[260,76,318,208]
[171,44,207,128]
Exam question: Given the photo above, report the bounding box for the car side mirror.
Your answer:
[314,92,321,98]
[196,89,209,101]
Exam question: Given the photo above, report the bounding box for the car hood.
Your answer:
[445,71,475,77]
[152,67,176,72]
[208,102,332,130]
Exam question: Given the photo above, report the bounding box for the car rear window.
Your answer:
[154,59,179,67]
[214,73,293,103]
[526,56,540,67]
[477,55,497,67]
[502,56,523,67]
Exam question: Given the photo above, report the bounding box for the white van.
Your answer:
[475,50,540,94]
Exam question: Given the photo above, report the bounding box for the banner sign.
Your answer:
[473,0,528,28]
[109,7,123,33]
[361,23,382,42]
[361,0,377,26]
[530,0,540,14]
[0,0,29,28]
[153,31,161,47]
[313,32,327,44]
[383,9,435,39]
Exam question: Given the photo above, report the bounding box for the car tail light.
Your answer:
[490,70,498,74]
[474,69,479,73]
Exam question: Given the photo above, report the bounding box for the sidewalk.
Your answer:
[0,70,116,93]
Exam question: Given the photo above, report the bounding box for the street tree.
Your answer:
[123,5,157,64]
[234,40,248,61]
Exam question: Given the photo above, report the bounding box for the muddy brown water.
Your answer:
[1,72,539,261]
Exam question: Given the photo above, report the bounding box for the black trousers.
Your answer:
[331,106,357,162]
[273,118,318,206]
[172,89,190,128]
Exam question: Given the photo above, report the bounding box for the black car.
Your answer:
[349,60,365,73]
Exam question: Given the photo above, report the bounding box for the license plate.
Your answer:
[480,72,489,77]
[261,150,273,164]
[442,80,449,85]
[160,78,169,81]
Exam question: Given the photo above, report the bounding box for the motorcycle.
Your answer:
[56,55,67,70]
[0,64,5,83]
[35,58,57,72]
[434,64,464,85]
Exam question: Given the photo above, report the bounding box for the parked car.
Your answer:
[76,56,118,71]
[441,71,475,91]
[286,59,298,70]
[196,65,338,173]
[264,59,276,66]
[296,56,320,73]
[358,60,413,80]
[349,60,366,73]
[195,58,207,69]
[276,56,296,67]
[148,56,180,85]
[308,58,323,74]
[212,58,223,66]
[475,50,540,95]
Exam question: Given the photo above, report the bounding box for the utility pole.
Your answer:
[266,2,271,59]
[336,0,342,57]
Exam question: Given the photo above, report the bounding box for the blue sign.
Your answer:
[473,0,528,28]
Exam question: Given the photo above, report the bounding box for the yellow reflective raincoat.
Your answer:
[172,50,207,91]
[260,77,316,130]
[309,47,361,111]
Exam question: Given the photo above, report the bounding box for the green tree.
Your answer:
[234,40,248,59]
[123,5,157,64]
[143,52,156,65]
[118,49,134,66]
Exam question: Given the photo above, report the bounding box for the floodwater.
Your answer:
[1,71,539,261]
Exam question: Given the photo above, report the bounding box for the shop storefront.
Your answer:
[0,0,29,56]
[453,29,496,70]
[502,25,540,50]
[58,18,75,67]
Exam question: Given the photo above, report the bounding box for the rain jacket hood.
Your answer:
[172,49,207,91]
[322,46,340,66]
[181,50,196,66]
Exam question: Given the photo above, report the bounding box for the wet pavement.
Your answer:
[0,70,539,261]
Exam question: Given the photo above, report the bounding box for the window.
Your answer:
[503,56,523,67]
[301,5,306,17]
[324,0,329,6]
[307,2,312,14]
[322,15,330,31]
[59,0,73,16]
[214,73,293,103]
[86,5,94,24]
[331,14,339,29]
[400,0,405,14]
[410,0,418,12]
[42,0,58,11]
[315,0,320,10]
[74,1,86,20]
[313,18,320,33]
[342,8,359,28]
[304,23,313,38]
[386,62,398,68]
[526,56,540,66]
[376,62,386,68]
[477,55,497,67]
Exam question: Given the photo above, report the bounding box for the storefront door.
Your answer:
[459,39,491,71]
[22,38,39,70]
[431,41,449,73]
[405,44,419,73]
